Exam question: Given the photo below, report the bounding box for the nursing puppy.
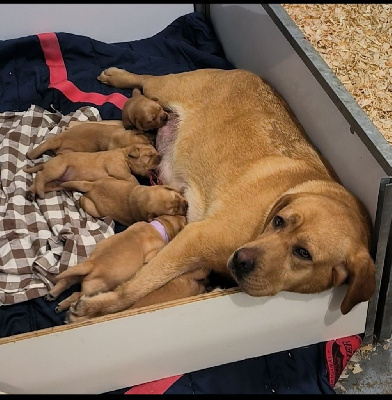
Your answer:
[66,67,376,323]
[45,215,197,314]
[60,177,188,225]
[122,88,168,131]
[24,143,160,199]
[27,123,152,159]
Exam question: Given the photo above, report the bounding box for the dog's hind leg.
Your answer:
[97,67,229,111]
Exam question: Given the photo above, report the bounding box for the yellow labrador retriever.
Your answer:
[67,67,376,322]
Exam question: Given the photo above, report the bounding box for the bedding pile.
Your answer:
[0,105,113,305]
[0,11,355,395]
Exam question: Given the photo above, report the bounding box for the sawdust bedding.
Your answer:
[282,4,392,145]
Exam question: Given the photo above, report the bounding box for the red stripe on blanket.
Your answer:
[124,375,183,395]
[38,32,128,109]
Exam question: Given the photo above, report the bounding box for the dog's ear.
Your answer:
[332,248,376,315]
[264,193,301,229]
[127,146,140,158]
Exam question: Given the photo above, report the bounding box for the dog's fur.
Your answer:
[122,88,168,131]
[66,67,376,322]
[60,177,188,225]
[24,143,160,199]
[27,123,152,159]
[45,215,205,315]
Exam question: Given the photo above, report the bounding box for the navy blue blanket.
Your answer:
[0,11,342,394]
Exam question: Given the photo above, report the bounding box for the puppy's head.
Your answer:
[227,193,376,315]
[125,144,161,177]
[153,214,187,241]
[122,88,168,131]
[142,185,188,221]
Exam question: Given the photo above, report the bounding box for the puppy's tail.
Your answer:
[60,180,94,193]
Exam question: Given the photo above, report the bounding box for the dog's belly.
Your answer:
[156,114,184,191]
[155,114,206,222]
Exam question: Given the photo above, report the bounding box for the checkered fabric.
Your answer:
[0,105,115,305]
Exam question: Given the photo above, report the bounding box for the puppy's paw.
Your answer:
[173,194,188,216]
[45,292,56,301]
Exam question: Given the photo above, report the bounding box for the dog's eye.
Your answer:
[293,247,312,260]
[273,215,284,227]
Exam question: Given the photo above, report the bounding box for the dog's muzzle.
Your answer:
[228,247,258,280]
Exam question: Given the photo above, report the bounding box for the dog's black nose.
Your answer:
[162,113,168,121]
[230,248,257,277]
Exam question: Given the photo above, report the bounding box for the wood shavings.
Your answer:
[334,382,347,392]
[282,4,392,145]
[352,363,363,374]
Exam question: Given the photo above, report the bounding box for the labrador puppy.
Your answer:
[66,67,376,322]
[24,143,160,199]
[60,177,188,225]
[27,123,152,159]
[122,88,168,131]
[45,214,203,315]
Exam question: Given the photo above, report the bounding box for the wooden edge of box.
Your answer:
[0,287,241,345]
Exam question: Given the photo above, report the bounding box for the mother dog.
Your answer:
[67,67,376,322]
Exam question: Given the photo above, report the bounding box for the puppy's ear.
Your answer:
[132,88,142,97]
[127,146,140,158]
[333,248,376,315]
[147,213,156,222]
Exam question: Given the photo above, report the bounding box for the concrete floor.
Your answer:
[334,336,392,394]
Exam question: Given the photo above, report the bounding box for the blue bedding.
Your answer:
[0,11,348,394]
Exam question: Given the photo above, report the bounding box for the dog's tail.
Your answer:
[60,180,94,193]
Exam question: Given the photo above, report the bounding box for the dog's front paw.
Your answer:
[97,67,126,86]
[65,295,97,323]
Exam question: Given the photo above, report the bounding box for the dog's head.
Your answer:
[227,192,376,315]
[122,88,168,131]
[125,144,161,177]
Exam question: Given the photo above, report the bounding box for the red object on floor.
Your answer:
[124,375,183,395]
[325,334,362,387]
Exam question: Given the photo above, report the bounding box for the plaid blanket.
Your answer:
[0,105,115,305]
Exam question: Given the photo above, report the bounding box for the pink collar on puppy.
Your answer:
[149,220,169,244]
